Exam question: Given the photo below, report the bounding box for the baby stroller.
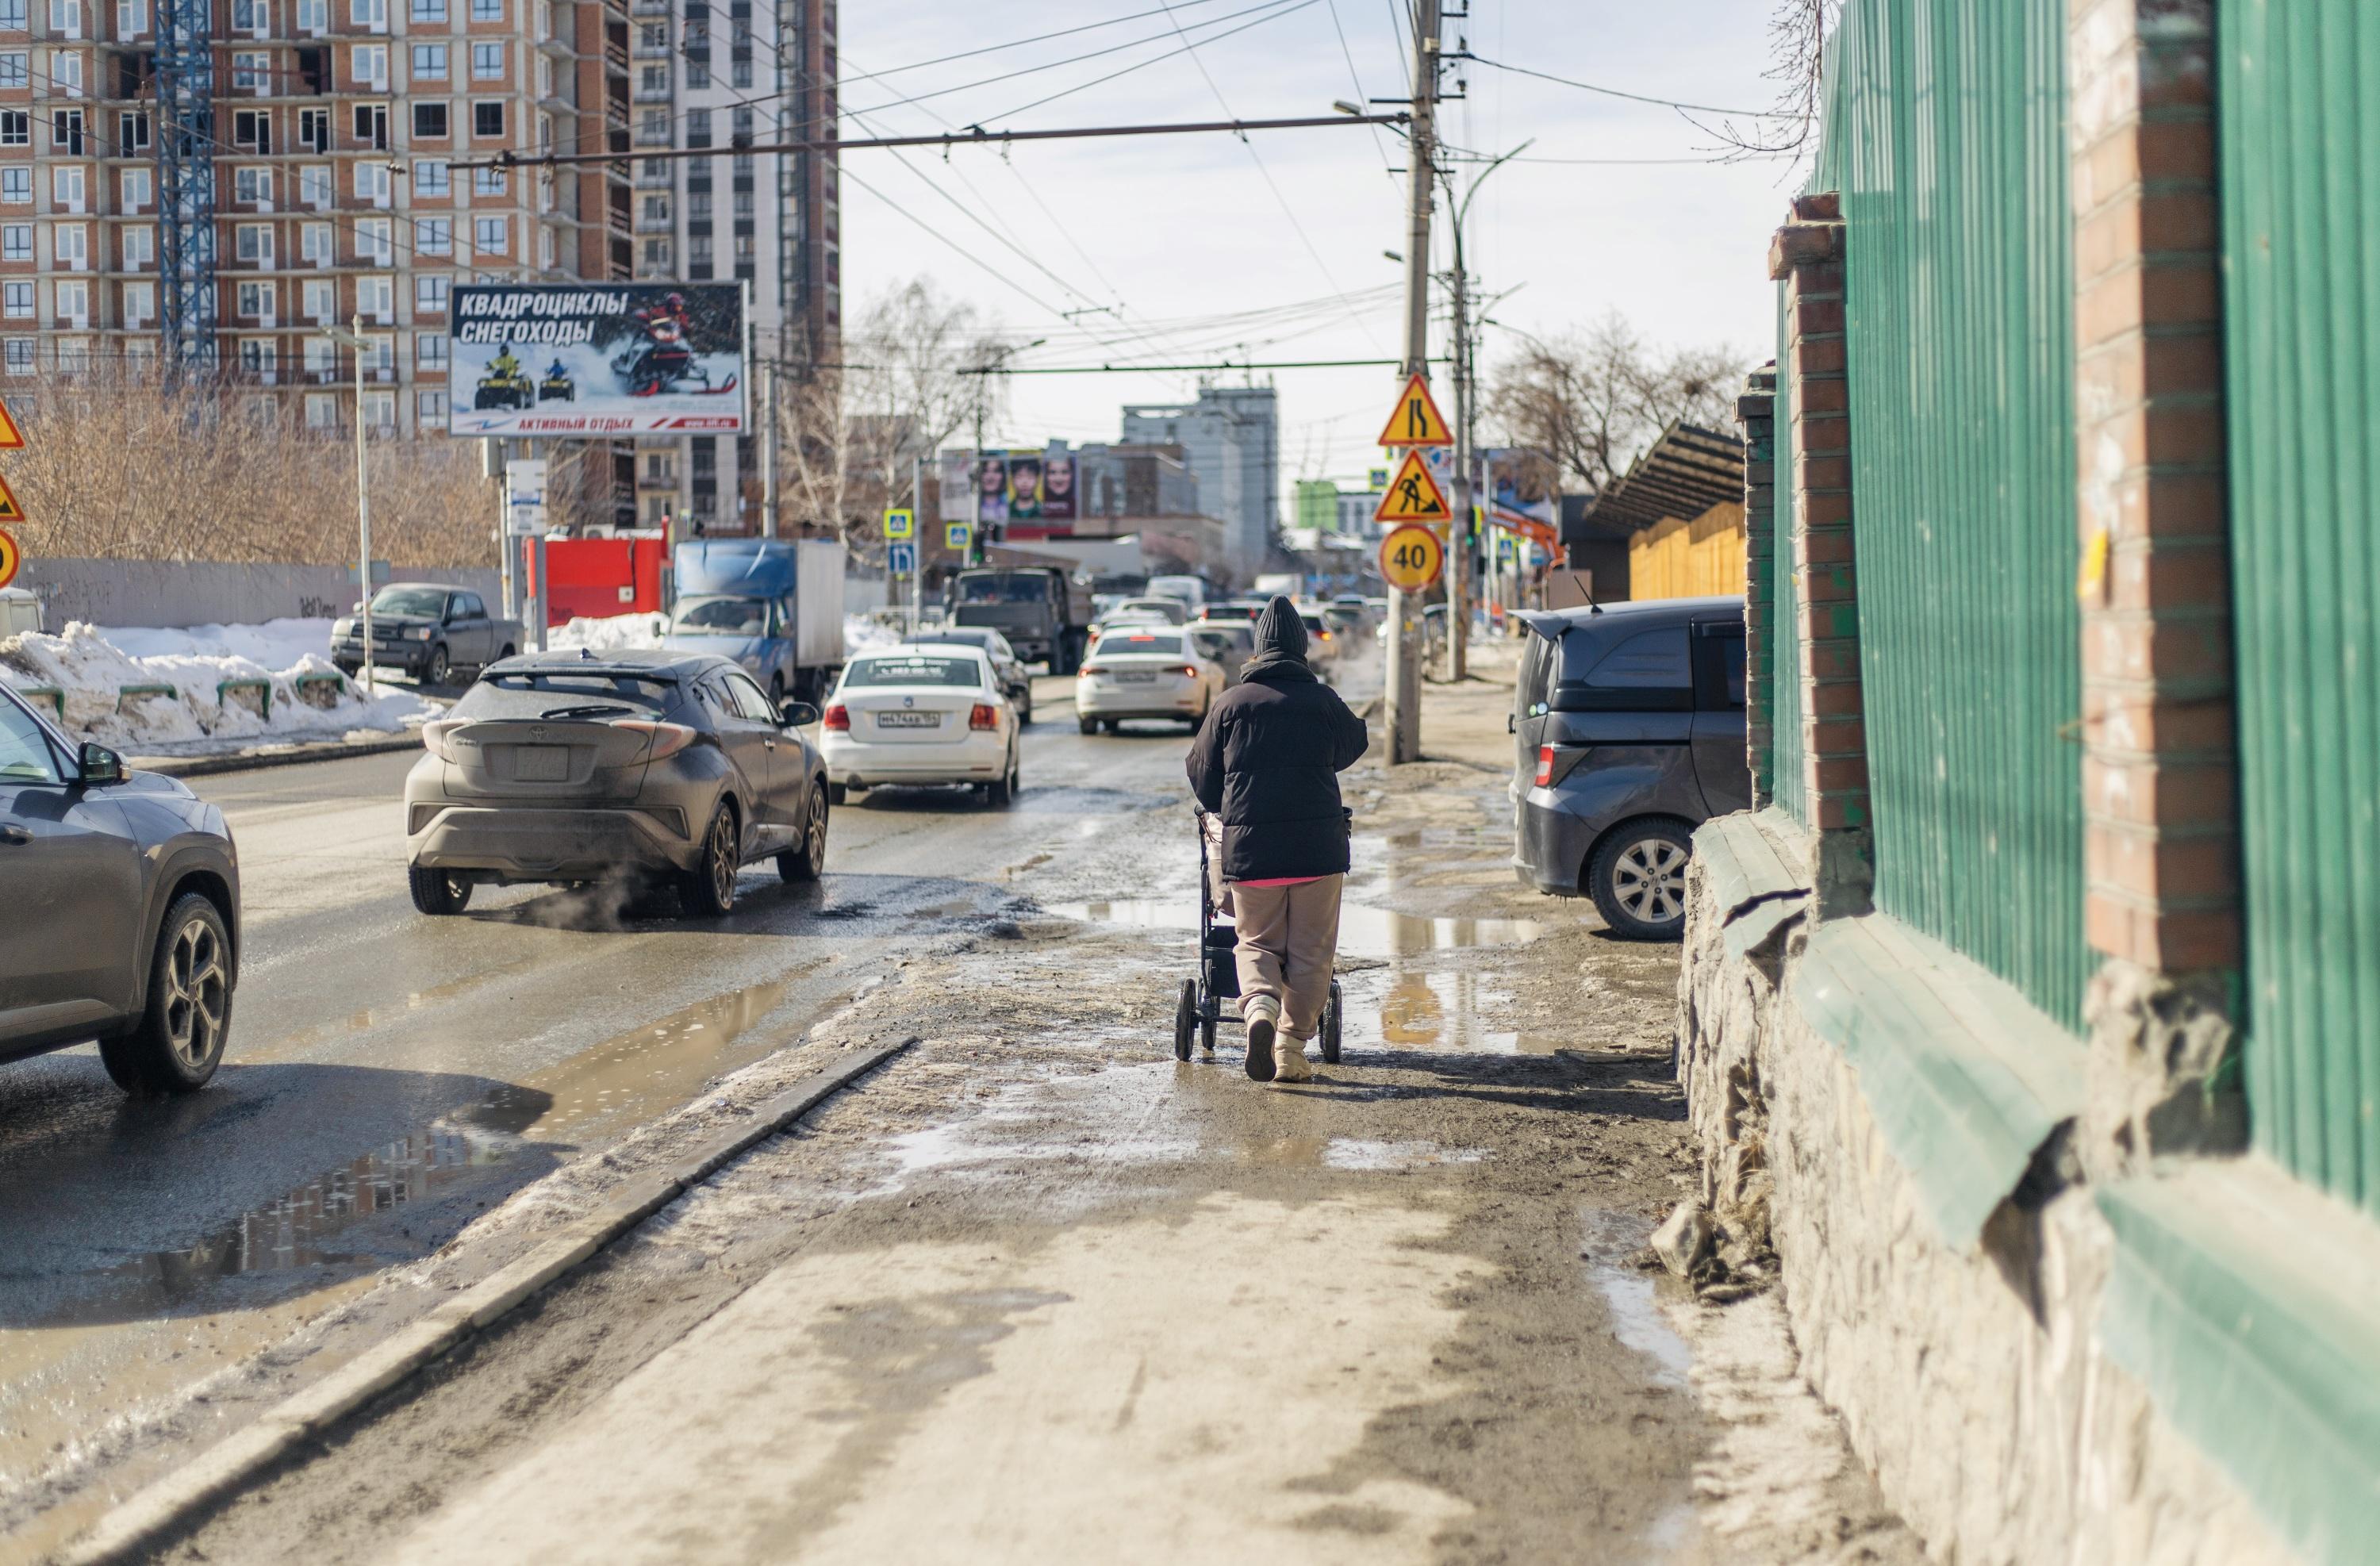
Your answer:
[1174,808,1343,1063]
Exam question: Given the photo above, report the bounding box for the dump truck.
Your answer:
[945,565,1094,673]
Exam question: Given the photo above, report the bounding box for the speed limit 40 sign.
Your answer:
[1378,524,1445,593]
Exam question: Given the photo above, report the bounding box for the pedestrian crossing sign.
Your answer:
[1372,449,1452,524]
[946,521,972,551]
[884,506,914,540]
[1375,373,1453,448]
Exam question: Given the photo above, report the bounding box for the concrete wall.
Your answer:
[18,558,505,630]
[1674,817,2293,1566]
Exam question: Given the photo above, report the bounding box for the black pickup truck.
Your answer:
[332,583,526,687]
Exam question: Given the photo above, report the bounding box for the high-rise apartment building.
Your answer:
[2,0,833,529]
[1119,384,1277,578]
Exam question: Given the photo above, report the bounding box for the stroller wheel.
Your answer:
[1320,979,1344,1065]
[1173,980,1196,1061]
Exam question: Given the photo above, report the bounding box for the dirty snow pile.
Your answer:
[0,618,436,754]
[844,612,904,652]
[548,612,667,652]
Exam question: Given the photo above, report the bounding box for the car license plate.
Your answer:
[876,710,942,728]
[515,745,570,781]
[1116,670,1158,684]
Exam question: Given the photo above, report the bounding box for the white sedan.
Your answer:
[820,645,1021,806]
[1075,628,1225,735]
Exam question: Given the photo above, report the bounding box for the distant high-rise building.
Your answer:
[1120,384,1277,577]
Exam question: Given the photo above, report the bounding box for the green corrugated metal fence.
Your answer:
[1772,286,1808,826]
[1811,0,2091,1030]
[2220,0,2380,1215]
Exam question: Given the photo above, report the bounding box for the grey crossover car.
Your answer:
[1,684,241,1093]
[404,648,828,918]
[1511,596,1749,938]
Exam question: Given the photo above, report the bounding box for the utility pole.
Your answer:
[321,316,376,693]
[1448,259,1472,683]
[1385,0,1440,765]
[760,359,781,539]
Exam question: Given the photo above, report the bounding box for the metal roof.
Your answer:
[1574,422,1746,535]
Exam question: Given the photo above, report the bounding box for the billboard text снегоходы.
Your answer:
[448,283,746,436]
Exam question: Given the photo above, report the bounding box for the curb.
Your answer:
[57,1037,916,1566]
[129,733,425,780]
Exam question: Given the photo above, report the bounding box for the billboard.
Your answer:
[975,448,1077,537]
[448,283,746,436]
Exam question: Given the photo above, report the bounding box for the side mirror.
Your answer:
[780,700,820,728]
[79,742,125,786]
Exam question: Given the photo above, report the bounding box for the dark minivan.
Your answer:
[1510,596,1748,938]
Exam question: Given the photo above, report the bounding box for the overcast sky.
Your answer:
[836,0,1799,486]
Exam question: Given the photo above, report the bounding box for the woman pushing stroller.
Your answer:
[1184,597,1370,1082]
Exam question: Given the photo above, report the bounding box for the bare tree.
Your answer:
[775,278,1009,551]
[2,365,496,566]
[1700,0,1839,163]
[1484,313,1747,496]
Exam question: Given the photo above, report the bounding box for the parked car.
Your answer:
[403,648,828,918]
[0,683,240,1094]
[820,645,1022,805]
[1077,627,1226,733]
[912,625,1035,722]
[1510,596,1749,938]
[1296,610,1345,669]
[1185,620,1257,686]
[334,584,525,687]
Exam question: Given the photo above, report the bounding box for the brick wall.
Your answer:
[1737,366,1778,808]
[1768,194,1871,913]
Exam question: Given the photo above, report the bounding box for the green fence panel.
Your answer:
[1810,0,2090,1030]
[2220,0,2380,1214]
[1772,286,1807,827]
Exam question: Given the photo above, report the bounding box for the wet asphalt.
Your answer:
[0,677,1206,1500]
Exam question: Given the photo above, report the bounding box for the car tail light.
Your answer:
[822,703,850,731]
[969,703,999,731]
[421,719,459,760]
[1180,666,1202,679]
[1534,745,1557,787]
[614,720,697,760]
[1078,663,1107,676]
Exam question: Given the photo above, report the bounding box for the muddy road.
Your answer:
[3,653,1914,1564]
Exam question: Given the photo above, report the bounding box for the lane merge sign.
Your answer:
[1378,524,1445,593]
[883,506,914,540]
[0,397,22,449]
[1373,449,1452,524]
[1375,372,1452,448]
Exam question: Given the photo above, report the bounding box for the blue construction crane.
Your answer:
[154,0,217,371]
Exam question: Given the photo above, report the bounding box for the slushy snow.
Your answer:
[0,618,436,755]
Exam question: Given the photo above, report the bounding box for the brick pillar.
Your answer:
[1769,194,1872,916]
[1737,364,1779,809]
[2069,0,2243,1171]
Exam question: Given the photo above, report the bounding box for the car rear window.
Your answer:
[843,654,984,688]
[1576,626,1691,688]
[1097,633,1184,657]
[459,671,679,716]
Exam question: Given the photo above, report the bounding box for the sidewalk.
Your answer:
[152,664,1914,1566]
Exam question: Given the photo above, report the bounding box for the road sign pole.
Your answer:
[912,457,926,634]
[1385,0,1440,765]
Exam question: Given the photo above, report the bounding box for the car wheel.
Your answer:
[423,643,451,686]
[827,781,848,807]
[409,863,473,915]
[1019,689,1033,724]
[680,801,739,916]
[1587,819,1694,940]
[98,892,233,1096]
[988,747,1018,808]
[778,782,827,883]
[1078,716,1097,736]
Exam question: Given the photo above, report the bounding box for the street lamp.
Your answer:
[1439,138,1532,677]
[318,315,376,695]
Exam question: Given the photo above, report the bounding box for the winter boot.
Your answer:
[1243,1000,1279,1082]
[1273,1033,1313,1084]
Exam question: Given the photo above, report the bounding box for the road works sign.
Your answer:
[0,473,22,525]
[0,397,22,449]
[1378,524,1445,593]
[1373,449,1453,524]
[1375,373,1452,448]
[883,507,915,541]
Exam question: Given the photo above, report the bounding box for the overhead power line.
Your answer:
[1465,54,1791,118]
[960,357,1449,375]
[459,111,1409,171]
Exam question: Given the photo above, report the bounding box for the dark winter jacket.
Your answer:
[1185,597,1370,881]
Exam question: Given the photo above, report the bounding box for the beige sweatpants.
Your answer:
[1227,874,1344,1040]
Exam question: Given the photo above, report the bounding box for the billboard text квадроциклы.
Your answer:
[449,283,746,436]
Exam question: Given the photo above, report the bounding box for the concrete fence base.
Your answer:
[19,557,505,630]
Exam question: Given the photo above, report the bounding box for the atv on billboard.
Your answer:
[447,283,747,436]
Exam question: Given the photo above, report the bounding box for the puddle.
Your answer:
[1366,970,1562,1054]
[1051,901,1543,958]
[1580,1207,1691,1389]
[1318,1138,1486,1171]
